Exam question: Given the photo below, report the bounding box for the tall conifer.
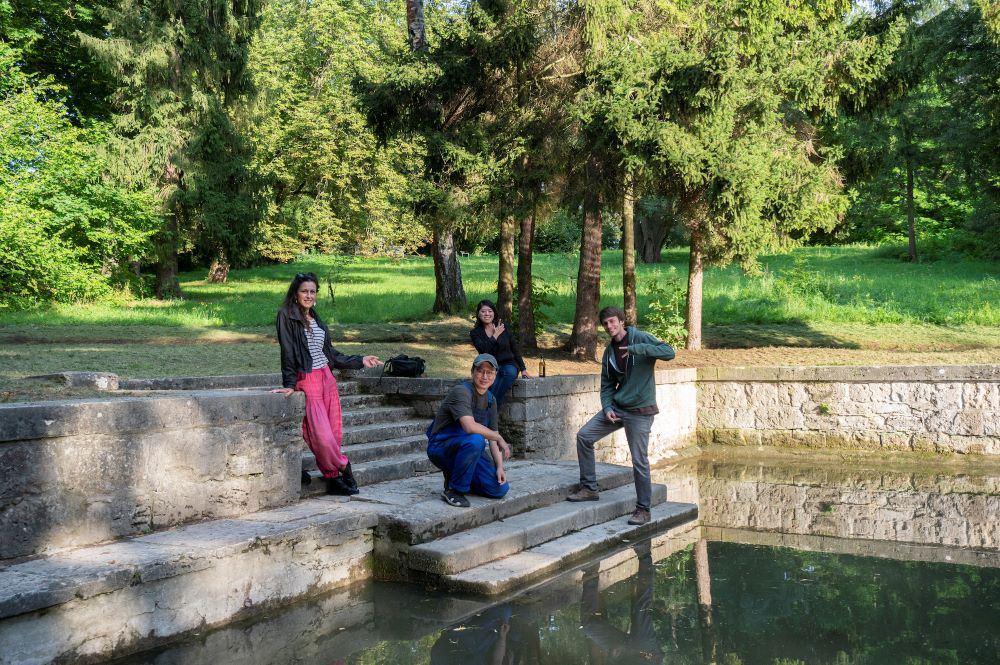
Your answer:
[80,0,264,295]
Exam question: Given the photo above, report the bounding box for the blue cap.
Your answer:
[472,353,499,370]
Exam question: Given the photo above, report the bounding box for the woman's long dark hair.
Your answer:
[281,272,319,317]
[473,299,499,328]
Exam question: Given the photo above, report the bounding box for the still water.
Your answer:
[116,454,1000,665]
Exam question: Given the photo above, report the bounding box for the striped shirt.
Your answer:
[305,317,329,371]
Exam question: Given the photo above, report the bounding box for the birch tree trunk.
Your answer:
[517,207,537,349]
[498,215,516,323]
[622,177,637,326]
[565,155,603,360]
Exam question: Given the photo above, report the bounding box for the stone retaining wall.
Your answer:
[697,365,1000,455]
[361,369,699,464]
[698,456,1000,551]
[0,390,304,560]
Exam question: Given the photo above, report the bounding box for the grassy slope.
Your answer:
[1,246,998,400]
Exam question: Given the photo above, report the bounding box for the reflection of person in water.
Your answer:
[430,604,514,665]
[580,541,664,665]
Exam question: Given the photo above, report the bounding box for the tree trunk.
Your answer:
[406,0,427,52]
[432,226,467,314]
[207,253,230,283]
[517,207,537,350]
[695,539,716,665]
[565,155,603,360]
[905,150,918,262]
[498,215,515,323]
[154,213,183,299]
[636,206,671,263]
[686,222,704,350]
[622,178,637,326]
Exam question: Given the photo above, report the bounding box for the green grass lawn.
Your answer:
[1,245,998,399]
[2,245,997,329]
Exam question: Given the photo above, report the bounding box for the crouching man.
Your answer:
[427,353,511,507]
[567,306,675,525]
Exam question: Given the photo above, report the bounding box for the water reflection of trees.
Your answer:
[411,541,1000,665]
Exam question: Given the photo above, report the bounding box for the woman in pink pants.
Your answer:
[272,272,381,495]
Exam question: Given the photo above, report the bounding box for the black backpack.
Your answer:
[381,354,426,378]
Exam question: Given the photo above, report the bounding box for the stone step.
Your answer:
[0,500,379,665]
[341,405,418,428]
[339,393,388,410]
[369,461,636,549]
[407,483,668,576]
[301,453,438,498]
[342,419,428,446]
[438,500,698,596]
[301,434,426,467]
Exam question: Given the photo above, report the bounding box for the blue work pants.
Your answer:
[427,423,509,498]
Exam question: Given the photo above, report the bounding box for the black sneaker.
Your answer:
[441,488,470,508]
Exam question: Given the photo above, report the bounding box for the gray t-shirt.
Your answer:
[431,382,498,435]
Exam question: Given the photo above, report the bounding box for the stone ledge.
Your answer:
[25,372,119,391]
[0,390,304,442]
[119,373,282,391]
[0,499,379,619]
[697,364,1000,383]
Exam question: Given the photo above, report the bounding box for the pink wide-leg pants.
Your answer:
[296,366,347,478]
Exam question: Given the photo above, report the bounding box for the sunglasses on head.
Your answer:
[295,272,316,280]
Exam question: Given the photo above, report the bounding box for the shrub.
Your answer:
[643,270,687,347]
[0,46,158,307]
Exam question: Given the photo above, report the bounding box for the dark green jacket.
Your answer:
[599,327,675,413]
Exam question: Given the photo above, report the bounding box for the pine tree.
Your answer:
[80,0,264,296]
[580,0,902,349]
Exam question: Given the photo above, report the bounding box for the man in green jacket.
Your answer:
[567,306,676,525]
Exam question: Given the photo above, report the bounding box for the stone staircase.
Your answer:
[366,460,696,595]
[300,381,436,495]
[0,373,698,665]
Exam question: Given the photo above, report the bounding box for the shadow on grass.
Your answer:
[704,322,859,349]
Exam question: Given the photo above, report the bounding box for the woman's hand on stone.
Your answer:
[272,388,295,396]
[362,355,382,368]
[521,371,533,379]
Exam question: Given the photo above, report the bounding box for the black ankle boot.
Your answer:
[341,462,360,494]
[325,475,353,496]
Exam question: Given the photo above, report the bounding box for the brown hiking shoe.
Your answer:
[566,487,600,502]
[627,508,651,525]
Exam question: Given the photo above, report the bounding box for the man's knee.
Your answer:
[482,481,509,499]
[459,433,488,453]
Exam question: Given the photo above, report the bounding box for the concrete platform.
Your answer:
[103,522,701,665]
[0,458,698,663]
[0,499,378,665]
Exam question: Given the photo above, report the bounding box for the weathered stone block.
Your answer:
[0,391,302,560]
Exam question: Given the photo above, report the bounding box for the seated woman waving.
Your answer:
[469,299,532,408]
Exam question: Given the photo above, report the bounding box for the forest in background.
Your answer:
[2,0,999,357]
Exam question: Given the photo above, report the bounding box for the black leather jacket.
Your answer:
[276,306,363,388]
[470,326,526,372]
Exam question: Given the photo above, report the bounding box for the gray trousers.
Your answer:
[576,409,654,510]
